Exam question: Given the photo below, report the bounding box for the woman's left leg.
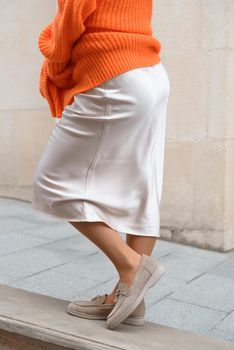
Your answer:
[69,220,144,303]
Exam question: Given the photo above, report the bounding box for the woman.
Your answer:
[32,0,170,330]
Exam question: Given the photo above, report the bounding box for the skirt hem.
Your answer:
[31,202,161,238]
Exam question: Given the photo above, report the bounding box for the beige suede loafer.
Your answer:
[66,293,145,326]
[107,253,166,329]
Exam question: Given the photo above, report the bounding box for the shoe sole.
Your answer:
[107,262,166,329]
[122,316,145,326]
[67,306,144,326]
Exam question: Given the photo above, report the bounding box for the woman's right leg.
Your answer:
[126,233,157,256]
[105,234,158,303]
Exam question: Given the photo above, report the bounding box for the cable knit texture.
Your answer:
[38,0,162,118]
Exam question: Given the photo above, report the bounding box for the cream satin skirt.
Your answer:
[32,61,170,237]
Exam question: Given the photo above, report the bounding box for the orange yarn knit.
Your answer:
[38,0,162,118]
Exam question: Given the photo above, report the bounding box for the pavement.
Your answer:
[0,197,233,344]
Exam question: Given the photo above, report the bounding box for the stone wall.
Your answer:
[152,0,234,251]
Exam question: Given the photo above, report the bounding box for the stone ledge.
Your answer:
[0,284,233,350]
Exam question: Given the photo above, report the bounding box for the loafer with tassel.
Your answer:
[106,253,166,329]
[66,293,145,326]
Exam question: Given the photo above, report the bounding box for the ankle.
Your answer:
[118,253,142,282]
[104,293,117,304]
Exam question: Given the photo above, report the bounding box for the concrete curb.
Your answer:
[0,284,233,350]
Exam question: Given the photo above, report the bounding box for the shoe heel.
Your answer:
[148,263,166,289]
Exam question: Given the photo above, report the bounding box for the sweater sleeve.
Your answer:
[38,0,96,93]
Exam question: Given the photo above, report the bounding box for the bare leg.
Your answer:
[106,234,158,303]
[69,221,158,304]
[126,233,157,256]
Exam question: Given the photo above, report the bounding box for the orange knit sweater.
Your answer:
[38,0,162,118]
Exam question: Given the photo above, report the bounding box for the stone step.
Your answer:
[0,284,232,350]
